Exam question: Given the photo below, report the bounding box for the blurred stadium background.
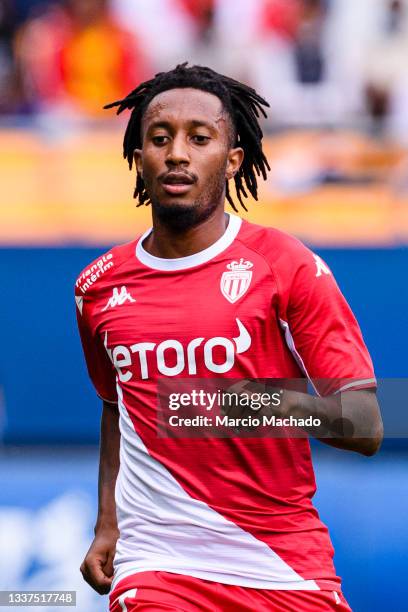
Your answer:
[0,0,407,610]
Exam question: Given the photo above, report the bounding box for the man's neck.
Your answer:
[143,208,229,259]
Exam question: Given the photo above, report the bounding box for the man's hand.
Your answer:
[80,525,119,595]
[221,379,286,425]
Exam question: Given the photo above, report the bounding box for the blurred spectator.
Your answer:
[178,0,215,34]
[294,0,327,85]
[175,0,218,67]
[114,0,219,75]
[212,0,299,107]
[15,0,149,116]
[0,0,25,113]
[260,0,300,41]
[112,0,197,71]
[362,0,408,141]
[0,0,406,140]
[323,0,388,122]
[249,0,340,125]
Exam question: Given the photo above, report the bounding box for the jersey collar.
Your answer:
[135,213,242,271]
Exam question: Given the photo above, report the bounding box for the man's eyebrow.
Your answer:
[145,121,172,131]
[145,119,219,132]
[189,119,218,131]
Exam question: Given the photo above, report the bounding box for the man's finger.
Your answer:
[222,380,253,419]
[103,549,115,579]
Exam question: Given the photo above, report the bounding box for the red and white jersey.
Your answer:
[75,213,376,592]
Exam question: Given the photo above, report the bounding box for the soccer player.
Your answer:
[76,63,383,611]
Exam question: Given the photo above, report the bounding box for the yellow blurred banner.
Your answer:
[1,127,408,245]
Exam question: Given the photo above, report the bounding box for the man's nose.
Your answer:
[165,134,190,166]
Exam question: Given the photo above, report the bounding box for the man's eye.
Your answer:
[192,135,210,144]
[152,136,169,145]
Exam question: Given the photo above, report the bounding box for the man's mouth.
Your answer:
[161,172,195,196]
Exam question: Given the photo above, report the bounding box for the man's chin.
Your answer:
[152,200,215,232]
[155,198,197,210]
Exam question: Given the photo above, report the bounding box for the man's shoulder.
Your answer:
[74,239,138,296]
[238,218,312,267]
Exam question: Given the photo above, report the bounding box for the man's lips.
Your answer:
[160,172,196,196]
[162,183,193,195]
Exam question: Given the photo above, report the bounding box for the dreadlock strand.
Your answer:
[225,182,239,213]
[234,180,249,212]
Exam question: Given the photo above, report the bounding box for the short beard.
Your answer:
[149,166,227,233]
[151,199,220,232]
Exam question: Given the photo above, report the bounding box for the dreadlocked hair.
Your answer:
[104,62,270,212]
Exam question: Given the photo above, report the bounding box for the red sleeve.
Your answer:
[277,241,376,396]
[75,294,118,404]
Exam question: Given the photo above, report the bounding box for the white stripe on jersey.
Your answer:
[112,384,319,591]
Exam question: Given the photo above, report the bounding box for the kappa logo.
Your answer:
[313,254,331,277]
[221,259,253,304]
[102,286,136,311]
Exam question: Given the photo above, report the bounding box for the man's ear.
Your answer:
[133,149,143,175]
[226,147,244,181]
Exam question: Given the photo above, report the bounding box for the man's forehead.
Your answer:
[142,88,227,127]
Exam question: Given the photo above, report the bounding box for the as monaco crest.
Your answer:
[221,259,253,304]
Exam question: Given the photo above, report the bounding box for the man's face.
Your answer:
[134,88,243,229]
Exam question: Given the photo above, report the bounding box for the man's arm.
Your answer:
[80,400,120,595]
[265,239,382,456]
[316,389,383,456]
[224,382,383,456]
[288,388,384,456]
